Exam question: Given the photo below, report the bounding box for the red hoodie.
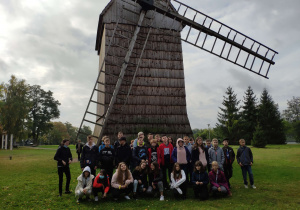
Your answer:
[157,143,173,166]
[93,174,110,193]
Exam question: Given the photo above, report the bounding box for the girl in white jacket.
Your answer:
[170,163,187,199]
[75,166,95,202]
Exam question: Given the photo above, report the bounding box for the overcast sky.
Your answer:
[1,0,299,130]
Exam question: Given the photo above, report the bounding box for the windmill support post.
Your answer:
[1,134,4,149]
[5,134,8,150]
[10,134,13,151]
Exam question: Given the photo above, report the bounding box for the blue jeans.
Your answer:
[241,165,254,185]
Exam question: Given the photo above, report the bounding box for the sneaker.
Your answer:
[251,185,256,189]
[244,184,248,188]
[76,198,82,203]
[160,195,164,201]
[124,195,130,200]
[65,191,71,194]
[94,196,99,202]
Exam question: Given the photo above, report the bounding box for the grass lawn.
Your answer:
[0,144,300,209]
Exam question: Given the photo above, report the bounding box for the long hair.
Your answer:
[135,160,148,175]
[116,162,130,185]
[150,162,160,176]
[60,139,69,146]
[172,163,182,179]
[98,169,108,186]
[193,137,205,151]
[194,161,205,173]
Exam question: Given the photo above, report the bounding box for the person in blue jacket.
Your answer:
[192,161,209,200]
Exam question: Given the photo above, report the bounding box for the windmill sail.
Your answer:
[135,0,278,78]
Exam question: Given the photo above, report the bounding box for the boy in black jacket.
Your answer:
[80,135,99,176]
[132,137,148,168]
[222,138,235,188]
[99,137,115,182]
[115,137,132,167]
[237,139,256,189]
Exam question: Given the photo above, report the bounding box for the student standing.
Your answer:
[93,169,110,201]
[111,162,133,200]
[54,139,73,196]
[133,131,144,148]
[132,136,148,168]
[171,138,191,176]
[222,138,235,188]
[209,161,231,197]
[75,139,83,161]
[148,139,159,166]
[157,135,174,189]
[99,138,115,181]
[237,139,256,189]
[208,138,225,171]
[147,162,164,201]
[191,137,209,170]
[183,136,193,183]
[114,131,123,149]
[115,137,132,167]
[80,135,99,176]
[75,166,95,202]
[192,161,209,200]
[132,160,148,199]
[170,163,187,199]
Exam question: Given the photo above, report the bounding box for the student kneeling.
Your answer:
[111,162,133,201]
[170,163,187,199]
[75,166,94,202]
[192,161,209,200]
[133,160,148,199]
[93,169,110,201]
[209,161,232,197]
[147,162,164,201]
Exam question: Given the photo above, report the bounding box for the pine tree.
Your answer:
[258,89,286,144]
[252,123,267,147]
[240,86,258,143]
[216,86,241,144]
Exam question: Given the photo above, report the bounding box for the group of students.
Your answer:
[54,131,256,202]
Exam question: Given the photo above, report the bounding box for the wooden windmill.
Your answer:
[76,0,278,145]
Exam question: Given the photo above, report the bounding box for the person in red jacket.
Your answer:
[157,135,174,189]
[93,169,110,201]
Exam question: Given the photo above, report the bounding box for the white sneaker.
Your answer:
[160,195,164,201]
[94,196,98,202]
[244,185,248,189]
[124,195,130,200]
[251,185,256,189]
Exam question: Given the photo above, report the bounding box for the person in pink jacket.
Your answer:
[111,162,133,201]
[208,161,232,197]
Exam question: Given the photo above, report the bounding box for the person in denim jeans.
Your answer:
[236,139,256,189]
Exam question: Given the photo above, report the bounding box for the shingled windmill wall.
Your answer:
[94,0,193,139]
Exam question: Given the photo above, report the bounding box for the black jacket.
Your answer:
[133,169,148,188]
[80,144,99,168]
[54,146,73,167]
[132,146,148,168]
[237,146,253,166]
[148,169,163,185]
[191,171,209,186]
[76,143,83,154]
[115,143,132,167]
[191,146,209,165]
[222,146,235,166]
[99,147,115,168]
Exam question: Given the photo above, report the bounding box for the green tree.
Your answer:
[0,75,31,141]
[46,122,70,145]
[27,85,60,145]
[252,123,267,148]
[283,97,300,142]
[216,86,241,144]
[258,89,286,144]
[77,125,92,143]
[65,121,77,144]
[240,86,258,142]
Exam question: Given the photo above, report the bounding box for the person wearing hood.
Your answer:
[111,162,133,201]
[208,161,231,197]
[115,137,132,167]
[80,135,99,176]
[208,138,225,171]
[54,139,73,196]
[75,166,95,202]
[171,138,191,176]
